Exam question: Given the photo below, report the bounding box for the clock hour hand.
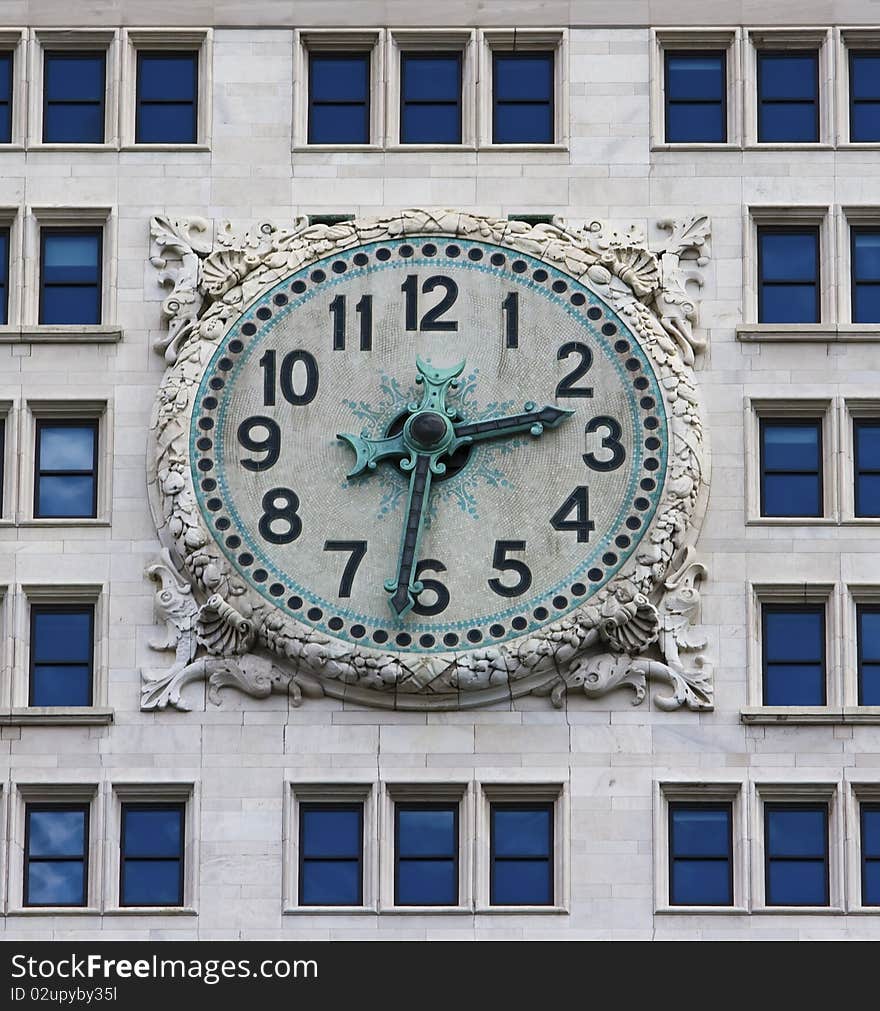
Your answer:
[384,453,434,617]
[451,404,573,449]
[336,431,406,479]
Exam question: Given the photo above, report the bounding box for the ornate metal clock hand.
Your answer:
[337,357,573,617]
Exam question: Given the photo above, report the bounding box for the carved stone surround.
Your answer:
[143,208,712,713]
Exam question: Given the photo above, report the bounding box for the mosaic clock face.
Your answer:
[190,237,668,653]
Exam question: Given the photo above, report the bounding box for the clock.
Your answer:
[188,234,667,654]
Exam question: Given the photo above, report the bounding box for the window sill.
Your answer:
[0,707,114,726]
[8,907,101,916]
[752,905,844,915]
[378,906,472,915]
[838,142,880,151]
[0,325,122,344]
[475,905,568,915]
[292,144,384,153]
[103,906,197,916]
[0,144,25,152]
[736,324,847,342]
[386,143,477,153]
[120,144,210,153]
[651,143,741,152]
[741,706,880,725]
[16,518,110,528]
[745,517,837,526]
[28,143,118,153]
[283,906,377,916]
[655,906,748,915]
[744,143,834,151]
[478,143,568,153]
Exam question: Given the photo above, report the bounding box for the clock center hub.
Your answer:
[408,411,449,450]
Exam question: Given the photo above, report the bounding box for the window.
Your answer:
[394,803,458,906]
[34,419,98,518]
[0,415,4,515]
[0,225,8,325]
[664,51,726,143]
[492,51,554,144]
[136,51,198,144]
[764,804,829,906]
[298,803,363,906]
[757,227,819,324]
[854,419,880,517]
[39,228,102,326]
[761,603,825,706]
[490,802,553,906]
[757,50,819,143]
[0,49,11,143]
[852,228,880,323]
[308,51,370,144]
[858,605,880,706]
[759,418,822,517]
[668,803,733,906]
[24,804,89,906]
[400,52,461,144]
[43,51,105,143]
[850,51,880,142]
[29,604,94,707]
[862,804,880,906]
[120,803,185,906]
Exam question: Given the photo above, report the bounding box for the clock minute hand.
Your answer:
[385,453,434,617]
[451,404,573,448]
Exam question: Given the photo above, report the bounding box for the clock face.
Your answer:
[190,237,668,653]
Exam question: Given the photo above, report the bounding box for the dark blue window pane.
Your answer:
[768,860,826,905]
[402,56,459,101]
[852,103,880,142]
[861,663,880,705]
[671,860,731,905]
[0,229,8,324]
[40,286,100,325]
[759,102,817,143]
[398,808,455,856]
[124,809,182,858]
[762,474,821,516]
[666,103,724,143]
[43,104,103,144]
[0,54,10,101]
[492,861,552,904]
[760,54,817,100]
[851,54,880,100]
[854,231,880,280]
[667,55,724,100]
[309,105,367,144]
[860,609,880,660]
[761,232,817,281]
[27,861,84,905]
[137,104,196,144]
[300,860,360,905]
[864,810,880,857]
[45,54,104,100]
[33,610,91,662]
[42,233,100,284]
[764,664,824,705]
[138,54,196,102]
[29,809,85,857]
[493,808,551,857]
[759,284,818,323]
[0,104,9,145]
[762,423,818,470]
[494,104,553,144]
[764,610,822,661]
[396,860,456,905]
[854,286,880,323]
[495,55,552,101]
[671,807,729,857]
[302,808,360,858]
[768,808,826,857]
[37,475,95,517]
[122,860,181,905]
[310,56,368,102]
[401,104,460,144]
[39,425,95,471]
[32,665,91,706]
[865,861,880,905]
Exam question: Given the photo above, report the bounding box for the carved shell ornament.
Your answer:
[143,209,712,712]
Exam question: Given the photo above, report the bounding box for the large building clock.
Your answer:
[146,209,712,713]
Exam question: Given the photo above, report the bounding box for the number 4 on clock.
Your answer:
[550,487,595,542]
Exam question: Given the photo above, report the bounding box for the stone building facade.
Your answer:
[1,1,880,939]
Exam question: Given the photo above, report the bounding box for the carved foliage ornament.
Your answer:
[144,208,712,712]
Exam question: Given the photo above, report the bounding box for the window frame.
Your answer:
[119,801,186,908]
[0,223,8,326]
[861,801,880,907]
[38,225,103,327]
[41,49,106,145]
[491,49,555,146]
[760,601,827,708]
[853,417,880,518]
[850,225,880,325]
[398,50,463,146]
[758,416,823,519]
[23,801,90,908]
[667,801,734,908]
[33,416,99,520]
[135,49,199,146]
[0,46,13,144]
[756,224,820,326]
[856,602,880,707]
[28,601,95,708]
[488,800,554,907]
[763,802,830,908]
[393,800,460,908]
[297,801,364,908]
[848,48,880,144]
[307,49,372,147]
[663,48,727,145]
[755,48,820,145]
